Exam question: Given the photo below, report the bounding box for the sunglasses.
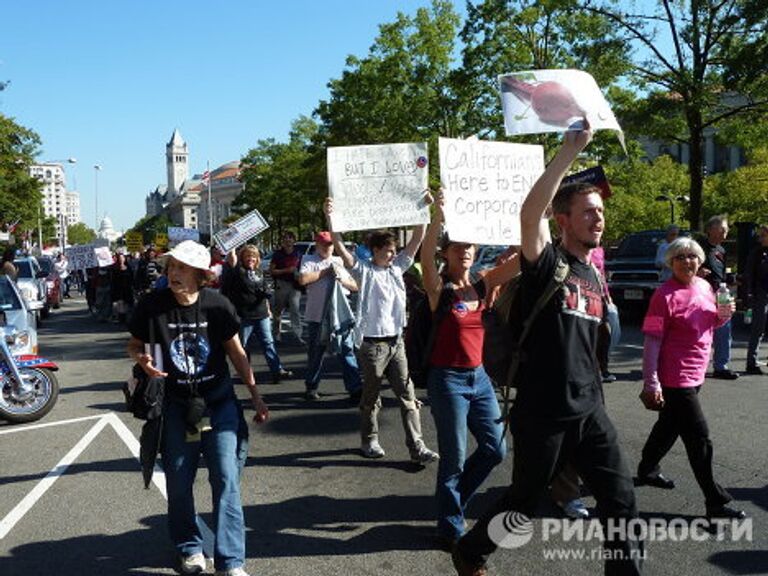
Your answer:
[673,253,699,262]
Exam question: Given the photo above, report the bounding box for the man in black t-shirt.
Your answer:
[700,215,739,379]
[453,127,643,576]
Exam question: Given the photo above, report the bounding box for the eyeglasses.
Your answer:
[673,253,699,262]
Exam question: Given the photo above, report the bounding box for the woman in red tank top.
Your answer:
[420,192,519,549]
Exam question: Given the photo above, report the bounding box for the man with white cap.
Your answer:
[127,240,268,576]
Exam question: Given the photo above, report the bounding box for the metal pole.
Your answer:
[207,160,213,241]
[670,200,675,225]
[94,165,101,230]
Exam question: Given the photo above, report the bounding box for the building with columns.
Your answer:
[30,162,80,242]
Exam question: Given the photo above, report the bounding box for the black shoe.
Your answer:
[745,365,764,375]
[451,547,487,576]
[706,505,747,520]
[602,372,617,383]
[272,368,293,384]
[304,389,320,401]
[436,534,459,553]
[637,473,676,489]
[712,369,739,380]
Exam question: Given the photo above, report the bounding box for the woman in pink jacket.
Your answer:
[637,237,745,520]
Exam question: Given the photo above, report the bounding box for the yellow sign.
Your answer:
[154,232,169,249]
[124,231,144,254]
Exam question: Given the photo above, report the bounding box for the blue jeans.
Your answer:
[240,317,282,375]
[712,319,732,371]
[162,389,248,571]
[427,366,506,540]
[304,321,362,393]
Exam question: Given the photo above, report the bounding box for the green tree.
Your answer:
[587,0,768,231]
[702,147,768,226]
[67,222,96,245]
[0,113,43,235]
[129,213,173,245]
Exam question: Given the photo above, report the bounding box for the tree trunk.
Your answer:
[687,112,705,232]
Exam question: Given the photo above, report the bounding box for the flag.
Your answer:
[6,219,20,233]
[201,170,210,184]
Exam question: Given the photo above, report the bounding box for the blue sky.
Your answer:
[1,0,453,231]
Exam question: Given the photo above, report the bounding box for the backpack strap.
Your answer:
[498,250,569,428]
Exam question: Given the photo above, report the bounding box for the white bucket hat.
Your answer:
[161,240,213,276]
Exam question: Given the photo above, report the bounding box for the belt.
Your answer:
[363,334,400,344]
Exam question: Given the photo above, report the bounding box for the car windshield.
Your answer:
[614,234,664,258]
[14,260,34,278]
[0,277,23,310]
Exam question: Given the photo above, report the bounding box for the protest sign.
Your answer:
[439,137,544,245]
[154,232,169,250]
[499,69,624,146]
[94,246,113,267]
[563,166,612,199]
[168,226,200,245]
[213,209,269,254]
[327,143,430,232]
[124,231,144,254]
[65,245,98,271]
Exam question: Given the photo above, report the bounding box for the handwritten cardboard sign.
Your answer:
[327,143,429,232]
[65,244,98,271]
[439,137,544,245]
[499,69,623,146]
[213,209,269,253]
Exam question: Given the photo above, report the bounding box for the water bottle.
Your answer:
[716,283,731,306]
[744,308,753,325]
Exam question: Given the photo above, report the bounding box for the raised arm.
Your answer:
[520,125,592,264]
[420,193,445,311]
[401,191,433,260]
[482,250,521,291]
[324,197,356,269]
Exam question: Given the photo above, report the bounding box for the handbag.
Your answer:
[124,321,165,420]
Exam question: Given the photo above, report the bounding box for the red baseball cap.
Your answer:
[314,231,333,245]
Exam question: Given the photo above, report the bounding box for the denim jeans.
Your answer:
[712,319,732,371]
[427,366,506,540]
[240,317,283,375]
[304,321,362,393]
[272,279,303,340]
[747,294,768,367]
[162,390,248,571]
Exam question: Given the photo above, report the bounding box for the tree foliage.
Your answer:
[67,222,96,245]
[0,113,43,234]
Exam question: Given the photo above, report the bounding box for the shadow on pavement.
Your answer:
[707,550,768,575]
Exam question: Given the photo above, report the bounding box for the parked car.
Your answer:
[605,229,689,312]
[13,257,48,319]
[0,274,38,355]
[36,255,62,310]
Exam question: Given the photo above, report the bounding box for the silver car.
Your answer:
[13,257,48,319]
[0,274,39,355]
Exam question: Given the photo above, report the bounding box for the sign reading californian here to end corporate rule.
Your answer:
[439,137,544,246]
[327,143,430,233]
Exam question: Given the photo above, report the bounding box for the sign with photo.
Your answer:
[499,69,623,146]
[439,137,544,245]
[327,142,430,232]
[213,209,269,253]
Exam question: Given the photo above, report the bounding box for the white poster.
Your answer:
[65,244,98,271]
[327,143,430,232]
[168,226,200,245]
[213,209,269,254]
[499,69,623,145]
[94,246,113,268]
[439,137,544,246]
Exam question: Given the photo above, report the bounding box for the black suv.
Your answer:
[605,229,678,311]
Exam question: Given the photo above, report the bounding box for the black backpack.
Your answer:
[405,282,455,389]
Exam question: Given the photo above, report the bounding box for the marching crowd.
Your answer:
[7,125,763,576]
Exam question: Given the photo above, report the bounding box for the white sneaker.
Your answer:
[214,567,250,576]
[411,445,440,465]
[561,498,590,519]
[178,552,206,574]
[361,439,386,459]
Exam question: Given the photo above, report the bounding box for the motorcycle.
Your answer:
[0,312,59,423]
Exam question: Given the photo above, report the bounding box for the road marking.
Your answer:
[0,412,214,542]
[0,416,108,539]
[0,414,104,436]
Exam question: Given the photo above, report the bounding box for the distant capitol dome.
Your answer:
[97,215,121,242]
[99,216,114,231]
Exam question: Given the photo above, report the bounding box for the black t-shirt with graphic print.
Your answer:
[513,242,604,422]
[129,287,240,399]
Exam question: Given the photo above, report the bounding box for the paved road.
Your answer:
[1,295,766,575]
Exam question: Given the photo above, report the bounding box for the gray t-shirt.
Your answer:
[299,254,352,323]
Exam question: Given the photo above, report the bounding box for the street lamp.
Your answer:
[94,164,102,230]
[655,194,690,225]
